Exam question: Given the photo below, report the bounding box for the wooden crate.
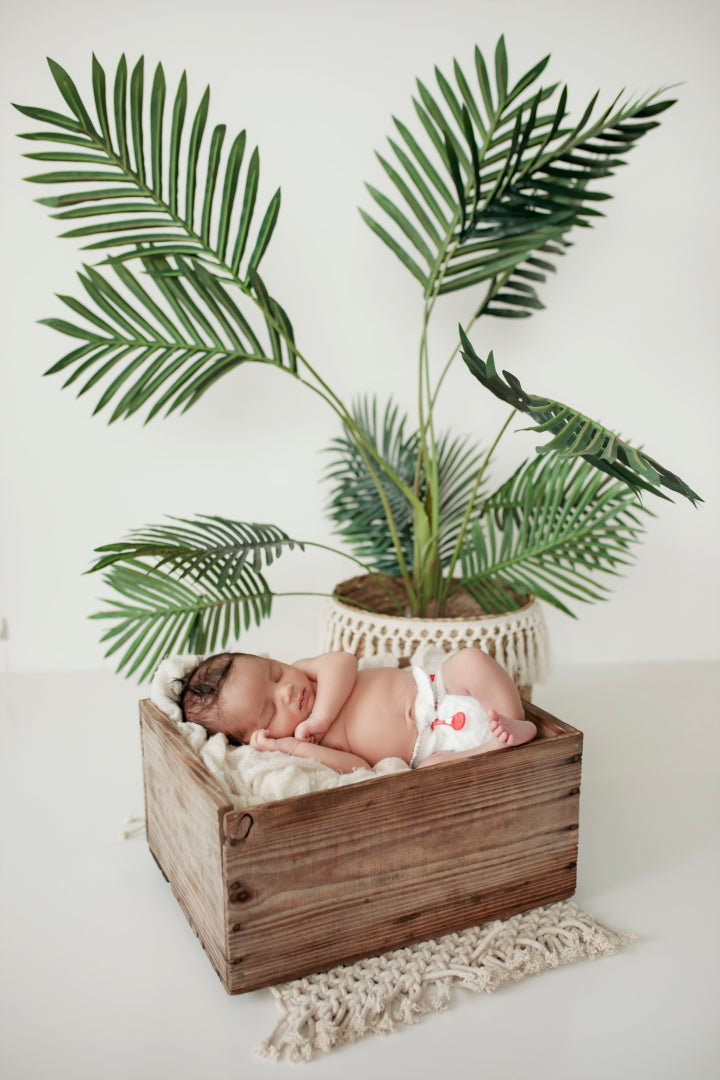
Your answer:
[140,698,582,994]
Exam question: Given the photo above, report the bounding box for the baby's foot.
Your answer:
[488,708,537,747]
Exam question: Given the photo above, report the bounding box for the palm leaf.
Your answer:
[90,517,303,585]
[40,254,294,421]
[325,397,420,574]
[459,454,650,615]
[90,559,274,681]
[16,55,281,286]
[88,519,304,679]
[459,332,702,506]
[16,56,300,419]
[362,37,675,314]
[324,396,485,574]
[247,268,297,373]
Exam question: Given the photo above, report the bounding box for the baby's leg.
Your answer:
[417,716,536,767]
[487,707,536,746]
[441,647,525,722]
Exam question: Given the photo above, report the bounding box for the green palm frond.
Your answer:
[459,454,650,615]
[459,333,702,506]
[41,255,296,421]
[325,398,420,574]
[91,517,303,582]
[91,560,273,681]
[325,396,485,574]
[88,519,304,679]
[16,55,280,282]
[362,36,675,313]
[16,56,299,418]
[481,238,571,318]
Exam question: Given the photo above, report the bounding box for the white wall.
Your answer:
[1,0,718,682]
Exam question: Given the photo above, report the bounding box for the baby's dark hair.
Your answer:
[178,652,238,733]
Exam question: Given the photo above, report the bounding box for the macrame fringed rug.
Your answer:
[255,901,635,1063]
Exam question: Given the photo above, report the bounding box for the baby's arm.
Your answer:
[250,730,370,774]
[293,651,358,743]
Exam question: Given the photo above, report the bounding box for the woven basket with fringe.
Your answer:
[319,576,551,700]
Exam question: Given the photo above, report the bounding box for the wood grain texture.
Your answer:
[140,698,582,995]
[222,708,581,991]
[140,700,233,985]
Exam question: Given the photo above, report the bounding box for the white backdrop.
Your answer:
[1,0,718,682]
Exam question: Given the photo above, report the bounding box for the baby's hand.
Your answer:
[294,714,330,744]
[249,729,299,756]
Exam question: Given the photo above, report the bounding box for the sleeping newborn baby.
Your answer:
[178,647,536,772]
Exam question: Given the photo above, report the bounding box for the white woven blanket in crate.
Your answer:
[151,651,413,808]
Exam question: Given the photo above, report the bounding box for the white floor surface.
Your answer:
[1,659,718,1079]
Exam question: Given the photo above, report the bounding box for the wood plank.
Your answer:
[222,728,582,992]
[140,700,233,988]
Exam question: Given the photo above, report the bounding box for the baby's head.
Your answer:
[179,651,239,739]
[178,650,315,746]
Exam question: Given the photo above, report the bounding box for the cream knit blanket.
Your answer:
[255,901,635,1063]
[150,650,433,807]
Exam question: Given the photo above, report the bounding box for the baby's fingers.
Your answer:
[294,720,317,743]
[249,728,273,751]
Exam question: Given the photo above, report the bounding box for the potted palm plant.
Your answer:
[15,37,700,685]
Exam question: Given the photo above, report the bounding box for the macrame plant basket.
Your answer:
[320,575,551,700]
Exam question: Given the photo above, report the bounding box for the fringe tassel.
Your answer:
[320,597,552,689]
[119,814,146,840]
[254,902,635,1063]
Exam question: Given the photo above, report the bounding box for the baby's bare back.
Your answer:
[320,666,418,766]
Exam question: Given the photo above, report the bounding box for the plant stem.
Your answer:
[411,211,468,611]
[300,541,406,615]
[430,268,515,408]
[414,298,441,602]
[437,406,517,610]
